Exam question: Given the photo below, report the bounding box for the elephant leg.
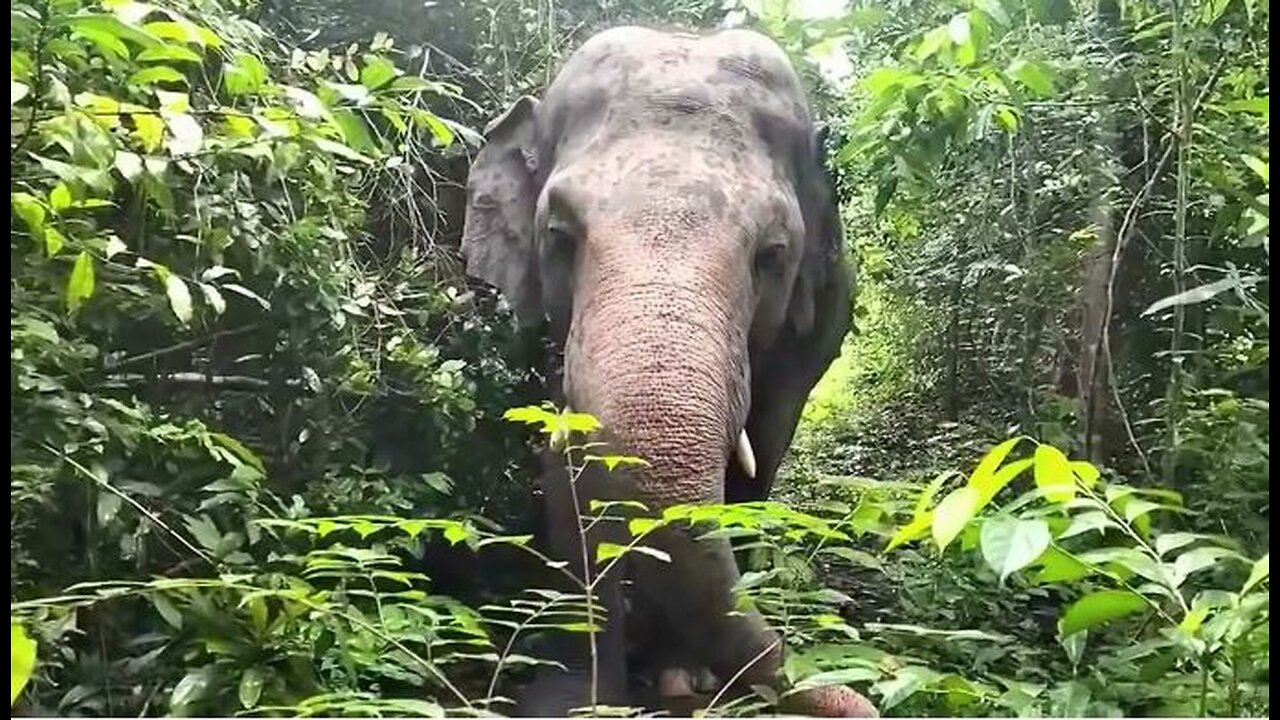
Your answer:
[518,460,629,716]
[632,525,877,717]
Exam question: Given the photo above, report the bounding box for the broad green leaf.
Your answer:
[874,666,938,710]
[583,454,649,471]
[199,283,225,315]
[137,45,202,63]
[1141,275,1257,316]
[360,55,399,90]
[1034,546,1091,583]
[131,114,166,153]
[790,667,882,693]
[968,437,1023,489]
[163,112,203,155]
[1172,547,1237,586]
[1059,590,1147,636]
[1033,445,1076,502]
[1068,461,1100,487]
[224,53,268,96]
[332,110,377,153]
[170,668,210,713]
[164,274,193,323]
[932,485,980,550]
[1154,532,1203,557]
[994,105,1019,133]
[48,183,72,212]
[67,251,96,313]
[152,594,183,629]
[68,15,162,52]
[129,65,187,86]
[886,512,933,552]
[221,283,270,310]
[1242,155,1268,186]
[1059,510,1117,540]
[1242,554,1268,594]
[914,26,951,61]
[115,150,144,180]
[12,192,46,236]
[43,227,66,257]
[11,623,36,706]
[981,516,1050,581]
[1006,59,1056,97]
[973,457,1032,507]
[238,668,263,709]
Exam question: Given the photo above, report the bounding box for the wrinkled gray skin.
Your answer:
[461,26,871,717]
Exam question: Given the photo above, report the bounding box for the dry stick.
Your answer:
[1085,56,1226,478]
[106,324,260,369]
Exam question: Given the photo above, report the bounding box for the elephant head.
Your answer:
[461,26,867,716]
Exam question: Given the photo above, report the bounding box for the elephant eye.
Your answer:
[753,242,787,279]
[545,224,578,259]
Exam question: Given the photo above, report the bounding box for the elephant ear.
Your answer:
[728,125,853,503]
[461,96,545,327]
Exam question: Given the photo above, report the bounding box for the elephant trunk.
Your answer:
[563,218,751,508]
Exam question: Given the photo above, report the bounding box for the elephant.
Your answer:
[460,25,873,717]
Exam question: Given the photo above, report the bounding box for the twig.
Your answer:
[1085,55,1226,475]
[102,372,295,391]
[47,446,219,568]
[105,324,259,369]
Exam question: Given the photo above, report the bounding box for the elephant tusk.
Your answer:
[736,429,756,479]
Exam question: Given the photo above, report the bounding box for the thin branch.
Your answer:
[105,324,260,370]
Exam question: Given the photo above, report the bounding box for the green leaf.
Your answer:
[221,283,270,310]
[129,65,187,87]
[1033,444,1076,503]
[973,457,1032,507]
[932,486,980,550]
[164,274,193,323]
[981,516,1051,581]
[1059,590,1147,636]
[1141,275,1256,316]
[43,227,66,258]
[360,55,399,90]
[67,251,96,313]
[1242,155,1269,186]
[11,623,36,706]
[131,114,166,153]
[790,667,883,693]
[1059,511,1116,539]
[874,666,938,710]
[1006,59,1056,97]
[137,45,203,64]
[237,669,263,709]
[994,105,1019,133]
[12,192,46,236]
[968,437,1023,491]
[48,183,72,212]
[1034,546,1091,583]
[164,112,203,155]
[1242,554,1268,594]
[170,668,210,713]
[12,81,30,105]
[152,594,183,629]
[584,454,650,471]
[1172,547,1237,587]
[224,53,268,96]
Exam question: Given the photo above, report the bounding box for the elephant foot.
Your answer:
[657,665,720,698]
[781,686,879,718]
